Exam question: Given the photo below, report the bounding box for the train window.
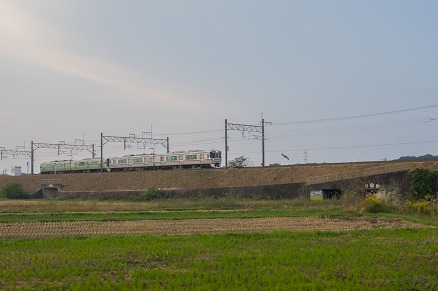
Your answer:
[118,159,127,164]
[186,154,197,160]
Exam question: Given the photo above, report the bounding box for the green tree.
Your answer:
[409,168,436,201]
[228,156,250,168]
[1,183,28,199]
[141,187,162,201]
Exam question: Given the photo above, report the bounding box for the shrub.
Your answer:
[141,187,162,201]
[409,168,437,201]
[405,199,438,216]
[258,193,271,200]
[362,194,387,213]
[341,190,362,208]
[228,156,251,168]
[0,183,28,199]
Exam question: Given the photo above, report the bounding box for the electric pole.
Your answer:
[224,118,271,169]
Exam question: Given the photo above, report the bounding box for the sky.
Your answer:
[1,0,438,174]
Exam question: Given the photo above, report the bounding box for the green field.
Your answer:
[1,229,437,290]
[0,198,437,290]
[0,198,350,222]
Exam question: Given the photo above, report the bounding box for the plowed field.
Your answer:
[0,216,429,239]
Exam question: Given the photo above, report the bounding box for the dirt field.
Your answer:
[1,160,438,193]
[0,216,430,239]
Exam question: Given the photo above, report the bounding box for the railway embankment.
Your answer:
[1,160,437,198]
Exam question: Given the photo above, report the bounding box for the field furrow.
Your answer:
[0,216,429,239]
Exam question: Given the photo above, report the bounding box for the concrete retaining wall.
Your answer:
[54,182,307,200]
[307,170,413,196]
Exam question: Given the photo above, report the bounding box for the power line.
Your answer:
[269,140,438,153]
[268,117,437,140]
[153,129,223,136]
[259,88,438,115]
[274,104,438,126]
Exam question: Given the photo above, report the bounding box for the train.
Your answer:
[40,149,222,174]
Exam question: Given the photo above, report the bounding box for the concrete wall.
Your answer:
[53,182,307,200]
[307,171,412,196]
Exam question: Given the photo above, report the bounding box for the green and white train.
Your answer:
[40,149,222,174]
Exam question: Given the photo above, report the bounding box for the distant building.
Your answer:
[12,166,22,176]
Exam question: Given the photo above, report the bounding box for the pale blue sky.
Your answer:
[1,1,437,173]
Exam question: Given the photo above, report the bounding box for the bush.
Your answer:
[409,168,437,201]
[0,183,28,199]
[141,187,163,201]
[228,156,251,168]
[405,199,438,216]
[362,195,387,213]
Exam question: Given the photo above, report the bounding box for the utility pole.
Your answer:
[262,118,265,167]
[225,119,228,170]
[31,141,34,175]
[100,133,169,172]
[225,118,271,169]
[100,133,104,173]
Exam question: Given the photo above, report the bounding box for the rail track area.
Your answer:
[0,217,429,239]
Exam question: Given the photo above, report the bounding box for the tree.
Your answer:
[228,156,251,168]
[409,168,437,201]
[0,183,27,199]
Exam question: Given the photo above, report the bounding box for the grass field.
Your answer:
[1,229,436,290]
[0,198,437,290]
[0,198,351,223]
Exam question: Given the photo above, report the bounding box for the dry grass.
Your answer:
[0,198,342,214]
[2,160,438,193]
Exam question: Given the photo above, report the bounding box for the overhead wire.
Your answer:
[6,91,437,168]
[274,104,438,126]
[258,88,438,115]
[231,140,438,156]
[268,117,438,140]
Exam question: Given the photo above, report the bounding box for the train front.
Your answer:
[209,150,222,167]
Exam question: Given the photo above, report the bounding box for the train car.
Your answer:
[40,149,222,174]
[107,149,222,171]
[177,149,222,168]
[107,153,158,171]
[40,160,72,174]
[71,158,103,173]
[40,158,105,174]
